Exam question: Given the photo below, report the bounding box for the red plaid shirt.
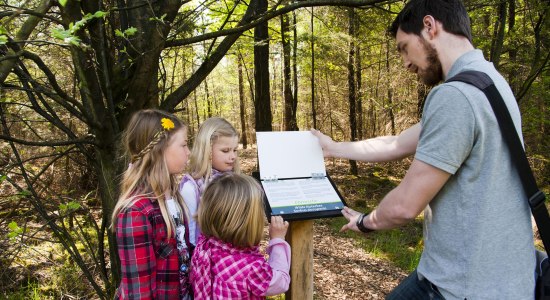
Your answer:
[190,236,273,299]
[115,197,191,299]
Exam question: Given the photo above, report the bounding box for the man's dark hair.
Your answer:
[389,0,472,42]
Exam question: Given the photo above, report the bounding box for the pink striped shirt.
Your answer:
[190,236,290,299]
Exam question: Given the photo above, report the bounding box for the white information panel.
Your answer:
[256,131,346,220]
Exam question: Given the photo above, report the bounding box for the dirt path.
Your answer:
[311,222,407,299]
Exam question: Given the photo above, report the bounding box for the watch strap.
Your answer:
[356,213,374,233]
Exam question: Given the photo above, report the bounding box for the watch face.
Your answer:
[356,213,365,228]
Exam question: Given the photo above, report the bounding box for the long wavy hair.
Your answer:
[188,117,241,183]
[111,109,188,239]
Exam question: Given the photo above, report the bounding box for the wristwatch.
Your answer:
[356,213,375,233]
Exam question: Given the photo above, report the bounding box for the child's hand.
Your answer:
[269,216,289,240]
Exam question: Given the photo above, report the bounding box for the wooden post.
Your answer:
[285,220,314,300]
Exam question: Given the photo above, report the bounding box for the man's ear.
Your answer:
[422,15,438,39]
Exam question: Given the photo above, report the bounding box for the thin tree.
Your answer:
[347,7,358,175]
[355,17,363,140]
[282,9,298,131]
[254,0,272,131]
[490,0,507,68]
[310,7,317,129]
[238,50,249,148]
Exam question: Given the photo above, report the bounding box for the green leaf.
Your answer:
[64,36,81,46]
[8,221,23,238]
[149,14,167,24]
[115,29,124,38]
[0,35,7,45]
[60,201,81,212]
[93,11,107,18]
[124,27,137,37]
[8,221,19,231]
[0,175,6,183]
[59,0,68,7]
[0,26,7,35]
[67,201,81,210]
[51,28,71,40]
[72,19,87,32]
[18,190,31,196]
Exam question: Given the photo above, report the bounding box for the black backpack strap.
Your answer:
[446,70,550,252]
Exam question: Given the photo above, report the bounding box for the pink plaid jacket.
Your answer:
[190,236,273,299]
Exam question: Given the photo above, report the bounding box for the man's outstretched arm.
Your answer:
[311,123,421,162]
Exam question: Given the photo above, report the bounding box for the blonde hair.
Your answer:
[111,109,188,239]
[189,117,241,182]
[198,173,265,248]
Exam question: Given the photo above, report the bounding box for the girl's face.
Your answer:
[211,136,238,172]
[164,128,190,175]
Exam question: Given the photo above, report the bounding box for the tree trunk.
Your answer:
[94,147,123,294]
[372,44,384,137]
[355,24,363,140]
[417,84,429,119]
[193,88,200,131]
[325,69,335,145]
[282,11,298,131]
[347,8,358,176]
[490,0,507,68]
[238,52,248,149]
[507,0,518,92]
[271,54,279,129]
[241,51,256,134]
[254,0,272,131]
[292,10,299,126]
[385,39,395,135]
[205,79,212,118]
[310,8,317,129]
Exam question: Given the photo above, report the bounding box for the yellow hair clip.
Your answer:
[161,118,175,131]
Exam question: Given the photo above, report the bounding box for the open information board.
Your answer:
[254,131,347,221]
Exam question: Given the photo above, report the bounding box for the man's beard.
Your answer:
[418,37,443,86]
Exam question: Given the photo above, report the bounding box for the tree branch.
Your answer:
[205,0,242,56]
[19,50,86,116]
[0,0,54,84]
[0,6,61,23]
[13,64,93,150]
[161,0,259,110]
[0,103,107,300]
[165,0,394,47]
[6,66,99,161]
[0,134,96,146]
[517,50,550,102]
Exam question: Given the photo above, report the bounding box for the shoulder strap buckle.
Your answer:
[529,190,546,210]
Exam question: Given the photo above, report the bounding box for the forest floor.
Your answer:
[309,221,407,298]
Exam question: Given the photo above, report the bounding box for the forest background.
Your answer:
[0,0,549,298]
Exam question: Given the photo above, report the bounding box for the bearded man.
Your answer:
[313,0,535,299]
